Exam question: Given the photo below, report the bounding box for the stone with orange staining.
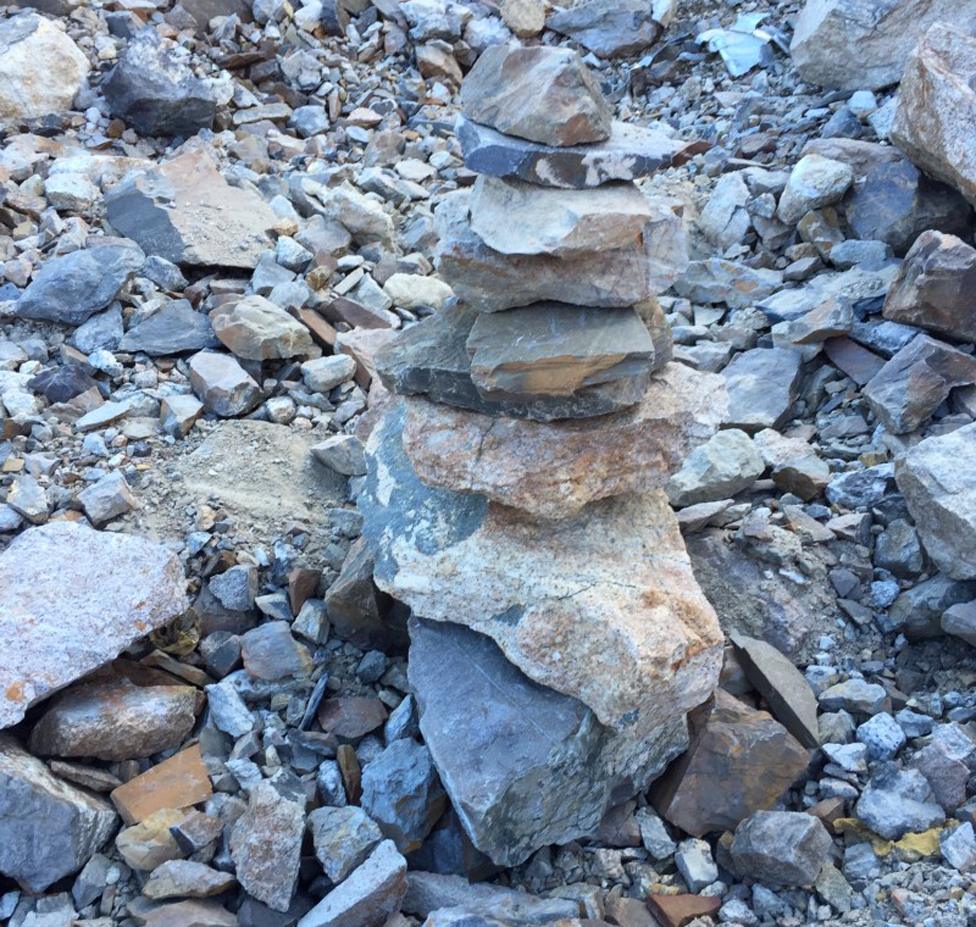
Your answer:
[646,893,721,927]
[111,744,213,825]
[0,521,187,729]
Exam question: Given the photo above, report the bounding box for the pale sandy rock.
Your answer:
[210,295,313,361]
[382,273,453,310]
[402,363,725,518]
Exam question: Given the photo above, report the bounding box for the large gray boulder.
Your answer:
[408,617,689,866]
[790,0,975,91]
[730,811,832,886]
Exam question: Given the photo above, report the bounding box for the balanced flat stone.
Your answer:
[465,304,660,400]
[459,44,611,147]
[359,403,724,736]
[105,148,278,269]
[375,303,657,422]
[0,521,188,729]
[435,190,686,311]
[409,617,689,866]
[456,114,695,189]
[469,176,651,257]
[401,362,724,519]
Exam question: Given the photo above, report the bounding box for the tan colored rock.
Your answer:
[116,808,186,870]
[111,745,213,825]
[891,22,976,207]
[752,428,830,501]
[402,363,725,519]
[211,295,313,361]
[360,403,724,736]
[501,0,546,36]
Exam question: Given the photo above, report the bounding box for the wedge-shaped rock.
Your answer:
[896,423,976,580]
[0,734,117,893]
[435,189,687,311]
[402,363,724,519]
[210,295,313,361]
[0,522,188,729]
[360,403,724,735]
[459,44,611,146]
[465,303,659,400]
[547,0,672,59]
[105,148,278,269]
[408,617,689,866]
[376,303,656,421]
[469,177,651,257]
[456,114,694,189]
[891,22,976,207]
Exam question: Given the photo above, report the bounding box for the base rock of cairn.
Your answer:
[359,43,724,865]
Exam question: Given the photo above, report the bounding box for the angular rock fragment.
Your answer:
[143,860,235,899]
[0,734,117,893]
[665,429,764,507]
[116,809,186,871]
[435,190,686,312]
[308,806,382,883]
[883,231,976,342]
[0,12,90,122]
[362,405,723,736]
[111,745,213,824]
[721,347,804,432]
[777,154,853,225]
[752,428,830,501]
[120,300,217,356]
[896,423,976,580]
[105,148,278,269]
[652,690,810,837]
[674,259,783,310]
[730,811,832,887]
[0,521,187,728]
[459,44,611,146]
[401,363,724,519]
[855,763,946,839]
[548,0,671,58]
[210,295,313,361]
[79,471,137,527]
[409,617,689,866]
[891,22,976,207]
[240,621,312,680]
[188,351,262,417]
[103,29,231,137]
[456,114,694,189]
[469,176,651,256]
[863,335,976,434]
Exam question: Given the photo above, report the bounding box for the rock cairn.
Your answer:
[359,44,728,866]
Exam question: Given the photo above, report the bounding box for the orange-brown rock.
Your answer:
[646,893,721,927]
[111,744,213,825]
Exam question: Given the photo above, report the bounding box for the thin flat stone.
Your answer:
[119,299,217,356]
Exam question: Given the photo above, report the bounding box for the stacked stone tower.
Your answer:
[359,45,729,866]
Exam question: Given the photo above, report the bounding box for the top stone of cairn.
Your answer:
[460,44,612,147]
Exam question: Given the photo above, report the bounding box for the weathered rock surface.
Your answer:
[401,363,724,519]
[789,0,973,90]
[105,148,278,269]
[469,176,651,257]
[652,690,810,837]
[863,334,976,434]
[0,734,117,893]
[456,114,693,189]
[360,403,723,735]
[666,428,764,507]
[752,428,830,501]
[883,231,976,342]
[777,154,853,225]
[896,423,976,580]
[855,763,946,839]
[435,190,686,312]
[120,299,217,356]
[210,295,313,361]
[29,679,197,761]
[0,13,89,123]
[891,21,976,207]
[730,811,832,886]
[547,0,671,58]
[459,44,611,146]
[188,351,262,417]
[721,347,804,432]
[409,617,689,866]
[308,806,382,883]
[0,522,187,729]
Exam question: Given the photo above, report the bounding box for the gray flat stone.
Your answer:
[722,347,804,432]
[120,299,217,355]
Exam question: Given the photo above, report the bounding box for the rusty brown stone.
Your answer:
[646,893,721,927]
[111,744,214,825]
[318,697,388,740]
[337,743,362,804]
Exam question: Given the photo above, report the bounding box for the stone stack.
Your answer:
[358,44,727,866]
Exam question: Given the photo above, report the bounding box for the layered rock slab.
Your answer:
[401,362,725,519]
[408,617,689,866]
[359,403,724,735]
[456,114,694,189]
[0,521,188,729]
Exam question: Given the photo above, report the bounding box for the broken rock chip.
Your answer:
[469,176,651,256]
[730,810,832,887]
[891,22,976,207]
[456,114,693,189]
[863,334,976,434]
[360,403,723,736]
[0,12,90,122]
[436,189,686,311]
[459,44,611,146]
[722,346,804,432]
[210,295,314,361]
[547,0,672,58]
[105,147,278,269]
[409,617,689,866]
[29,678,197,761]
[188,350,262,417]
[0,521,187,729]
[402,363,724,519]
[896,422,976,581]
[0,734,117,893]
[111,744,213,825]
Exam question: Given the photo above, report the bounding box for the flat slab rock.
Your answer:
[360,402,723,736]
[401,362,725,519]
[105,147,278,269]
[722,346,804,432]
[435,189,687,312]
[0,521,187,729]
[408,617,689,867]
[456,114,694,189]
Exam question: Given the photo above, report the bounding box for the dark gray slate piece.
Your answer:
[120,299,218,355]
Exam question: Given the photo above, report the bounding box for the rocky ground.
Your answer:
[2,0,976,926]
